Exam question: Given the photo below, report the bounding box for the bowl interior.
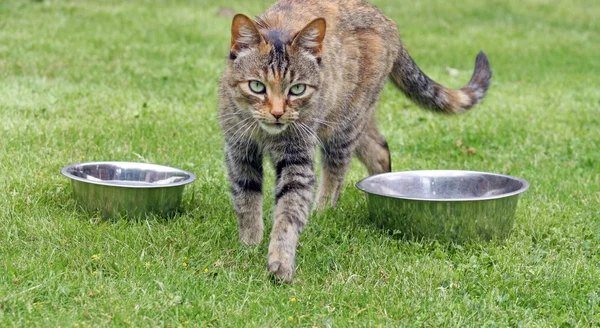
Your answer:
[356,170,529,201]
[62,162,195,188]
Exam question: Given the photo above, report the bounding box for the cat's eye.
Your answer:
[289,84,307,96]
[248,81,266,94]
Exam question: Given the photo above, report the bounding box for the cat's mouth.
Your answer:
[260,122,288,135]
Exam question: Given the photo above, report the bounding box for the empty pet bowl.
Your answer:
[60,161,196,218]
[356,170,529,242]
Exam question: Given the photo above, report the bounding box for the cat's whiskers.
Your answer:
[308,128,326,154]
[291,123,314,151]
[295,122,312,144]
[218,112,243,119]
[222,116,254,136]
[219,116,244,126]
[245,124,259,159]
[213,111,244,122]
[290,123,304,143]
[230,119,257,147]
[302,123,327,153]
[227,120,253,146]
[295,122,326,153]
[313,118,335,129]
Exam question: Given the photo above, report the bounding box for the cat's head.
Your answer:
[225,14,326,135]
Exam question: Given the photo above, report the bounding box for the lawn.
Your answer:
[1,0,599,326]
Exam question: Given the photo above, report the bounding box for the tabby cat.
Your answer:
[218,0,491,282]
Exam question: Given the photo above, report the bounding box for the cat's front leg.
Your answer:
[268,151,316,282]
[225,141,264,246]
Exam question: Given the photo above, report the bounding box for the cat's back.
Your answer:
[260,0,399,45]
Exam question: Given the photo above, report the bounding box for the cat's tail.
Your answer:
[389,46,491,114]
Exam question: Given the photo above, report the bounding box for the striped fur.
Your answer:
[218,0,492,282]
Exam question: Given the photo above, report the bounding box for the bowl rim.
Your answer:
[355,170,530,202]
[60,161,197,189]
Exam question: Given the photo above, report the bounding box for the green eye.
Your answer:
[249,81,266,94]
[289,84,307,96]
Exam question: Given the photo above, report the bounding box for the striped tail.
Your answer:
[389,45,492,114]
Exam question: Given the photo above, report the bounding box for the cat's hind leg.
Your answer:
[356,118,392,175]
[315,114,390,209]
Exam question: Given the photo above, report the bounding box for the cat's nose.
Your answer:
[271,108,284,119]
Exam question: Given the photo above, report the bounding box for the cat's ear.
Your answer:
[230,14,264,57]
[291,18,327,58]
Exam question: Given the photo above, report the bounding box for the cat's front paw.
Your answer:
[267,251,295,283]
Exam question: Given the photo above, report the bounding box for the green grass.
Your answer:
[1,0,599,326]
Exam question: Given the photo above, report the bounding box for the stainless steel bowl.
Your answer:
[60,162,196,218]
[356,170,529,242]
